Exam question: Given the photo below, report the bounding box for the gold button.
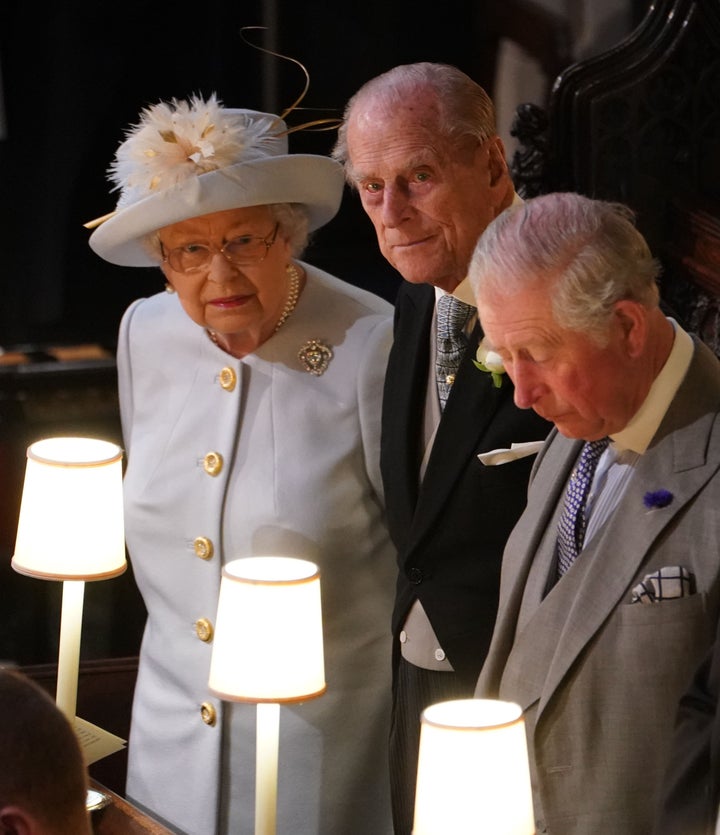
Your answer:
[195,618,214,642]
[219,367,237,392]
[193,536,214,560]
[203,451,223,476]
[200,702,217,726]
[446,373,456,385]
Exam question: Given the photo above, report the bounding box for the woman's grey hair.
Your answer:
[269,203,311,256]
[144,202,311,263]
[468,192,661,343]
[331,62,496,180]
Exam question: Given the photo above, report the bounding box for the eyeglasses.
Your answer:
[161,223,279,274]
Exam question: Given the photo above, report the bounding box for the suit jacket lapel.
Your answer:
[416,338,509,522]
[382,283,514,549]
[505,388,720,715]
[380,284,434,537]
[479,433,578,696]
[475,431,574,696]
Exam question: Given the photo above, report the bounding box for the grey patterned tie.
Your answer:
[436,294,476,410]
[556,438,610,577]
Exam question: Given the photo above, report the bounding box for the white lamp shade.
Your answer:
[208,556,326,703]
[12,437,126,580]
[413,699,535,835]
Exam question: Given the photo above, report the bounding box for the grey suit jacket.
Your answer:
[476,337,720,835]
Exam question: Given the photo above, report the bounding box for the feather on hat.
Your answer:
[87,94,344,267]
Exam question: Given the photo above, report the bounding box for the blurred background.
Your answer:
[0,0,651,345]
[0,0,651,666]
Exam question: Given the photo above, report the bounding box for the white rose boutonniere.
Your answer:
[473,338,506,388]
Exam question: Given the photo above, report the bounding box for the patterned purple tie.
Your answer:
[556,438,610,576]
[436,294,475,410]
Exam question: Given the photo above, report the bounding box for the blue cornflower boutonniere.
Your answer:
[643,489,674,509]
[473,338,506,388]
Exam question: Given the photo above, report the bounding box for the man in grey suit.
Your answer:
[469,192,720,835]
[653,615,720,834]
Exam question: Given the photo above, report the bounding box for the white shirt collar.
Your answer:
[437,276,477,307]
[611,319,694,454]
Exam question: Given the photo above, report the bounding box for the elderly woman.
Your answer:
[87,95,395,835]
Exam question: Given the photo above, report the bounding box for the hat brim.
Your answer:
[89,155,345,267]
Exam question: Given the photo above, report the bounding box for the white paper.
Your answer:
[477,440,546,466]
[74,716,127,766]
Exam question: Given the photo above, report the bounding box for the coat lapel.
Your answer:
[380,284,434,535]
[505,390,720,715]
[479,433,579,697]
[382,283,513,546]
[414,343,511,528]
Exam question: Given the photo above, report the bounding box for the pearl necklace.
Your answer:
[274,262,301,333]
[206,262,302,351]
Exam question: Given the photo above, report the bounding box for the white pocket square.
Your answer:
[477,441,546,466]
[631,566,695,604]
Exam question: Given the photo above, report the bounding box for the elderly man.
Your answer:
[470,191,720,834]
[333,62,551,832]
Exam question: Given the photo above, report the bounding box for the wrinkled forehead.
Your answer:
[345,100,453,179]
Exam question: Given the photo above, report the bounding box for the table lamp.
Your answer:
[11,436,126,720]
[413,698,535,835]
[208,556,326,835]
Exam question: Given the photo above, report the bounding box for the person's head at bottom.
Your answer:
[0,669,91,835]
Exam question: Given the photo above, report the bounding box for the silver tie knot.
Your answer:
[435,294,476,410]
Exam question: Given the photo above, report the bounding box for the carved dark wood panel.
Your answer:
[510,0,720,355]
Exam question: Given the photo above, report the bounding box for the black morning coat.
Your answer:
[380,281,553,688]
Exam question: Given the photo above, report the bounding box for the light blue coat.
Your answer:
[118,264,395,835]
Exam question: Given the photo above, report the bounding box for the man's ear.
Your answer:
[487,136,509,187]
[612,299,647,358]
[0,806,37,835]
